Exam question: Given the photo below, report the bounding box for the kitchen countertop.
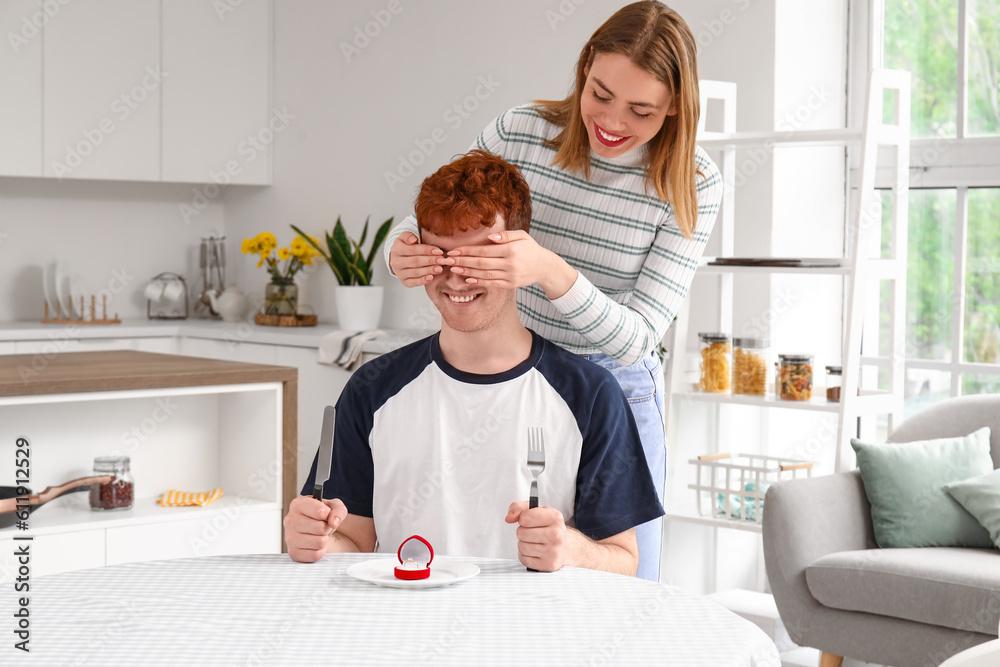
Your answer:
[0,319,435,353]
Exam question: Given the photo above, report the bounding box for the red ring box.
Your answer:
[394,535,434,580]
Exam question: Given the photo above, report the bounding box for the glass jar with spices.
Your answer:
[826,365,843,402]
[732,337,769,396]
[90,456,134,511]
[779,354,814,401]
[698,333,731,393]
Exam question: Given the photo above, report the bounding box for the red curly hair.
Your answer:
[416,150,531,236]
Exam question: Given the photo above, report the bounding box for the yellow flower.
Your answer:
[256,232,278,253]
[290,237,310,258]
[302,255,314,266]
[277,247,291,261]
[241,238,256,254]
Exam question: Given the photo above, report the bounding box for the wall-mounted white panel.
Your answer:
[43,0,160,181]
[0,0,42,176]
[162,0,271,185]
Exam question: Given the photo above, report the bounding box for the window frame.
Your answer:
[853,0,1000,399]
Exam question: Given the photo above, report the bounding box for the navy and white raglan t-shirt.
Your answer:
[302,329,663,560]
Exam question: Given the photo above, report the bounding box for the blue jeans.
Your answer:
[581,351,665,581]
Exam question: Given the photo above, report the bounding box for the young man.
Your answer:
[285,150,662,576]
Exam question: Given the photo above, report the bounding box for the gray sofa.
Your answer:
[762,394,1000,667]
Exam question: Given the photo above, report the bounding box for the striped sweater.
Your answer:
[385,104,723,366]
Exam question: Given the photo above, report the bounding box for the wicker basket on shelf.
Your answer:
[688,453,813,524]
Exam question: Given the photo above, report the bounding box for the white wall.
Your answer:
[0,178,224,321]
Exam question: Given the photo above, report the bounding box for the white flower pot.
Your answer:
[335,285,383,331]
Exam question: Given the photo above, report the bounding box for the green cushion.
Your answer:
[946,469,1000,550]
[851,427,994,548]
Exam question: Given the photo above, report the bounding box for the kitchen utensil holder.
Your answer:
[147,272,189,320]
[688,453,813,524]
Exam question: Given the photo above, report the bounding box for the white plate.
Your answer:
[42,261,59,316]
[55,260,72,318]
[70,274,89,319]
[346,558,480,589]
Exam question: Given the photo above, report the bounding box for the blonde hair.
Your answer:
[535,1,701,238]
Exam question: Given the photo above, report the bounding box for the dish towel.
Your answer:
[158,488,224,507]
[317,330,384,371]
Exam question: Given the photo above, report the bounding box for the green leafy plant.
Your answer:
[291,216,393,286]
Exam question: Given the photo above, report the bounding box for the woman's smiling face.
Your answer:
[579,52,675,159]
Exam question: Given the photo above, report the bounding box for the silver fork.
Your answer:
[527,427,545,510]
[526,427,546,573]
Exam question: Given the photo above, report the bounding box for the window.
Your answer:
[870,0,1000,415]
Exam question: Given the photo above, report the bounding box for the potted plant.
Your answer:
[291,216,393,330]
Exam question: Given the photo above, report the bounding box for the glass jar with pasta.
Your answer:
[732,337,769,396]
[698,333,731,393]
[779,354,814,401]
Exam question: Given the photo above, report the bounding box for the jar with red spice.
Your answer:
[90,456,134,511]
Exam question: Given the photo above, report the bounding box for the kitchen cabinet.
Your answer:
[179,337,277,365]
[162,0,271,185]
[43,0,161,181]
[0,0,43,177]
[0,530,105,582]
[0,0,271,184]
[14,336,175,356]
[0,350,296,581]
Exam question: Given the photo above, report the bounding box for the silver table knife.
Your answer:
[312,405,336,501]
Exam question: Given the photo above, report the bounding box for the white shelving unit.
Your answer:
[664,69,911,546]
[0,351,297,580]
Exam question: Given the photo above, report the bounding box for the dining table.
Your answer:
[25,553,780,666]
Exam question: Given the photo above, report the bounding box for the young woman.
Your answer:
[384,1,722,582]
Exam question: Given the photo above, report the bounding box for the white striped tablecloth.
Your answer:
[25,553,780,666]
